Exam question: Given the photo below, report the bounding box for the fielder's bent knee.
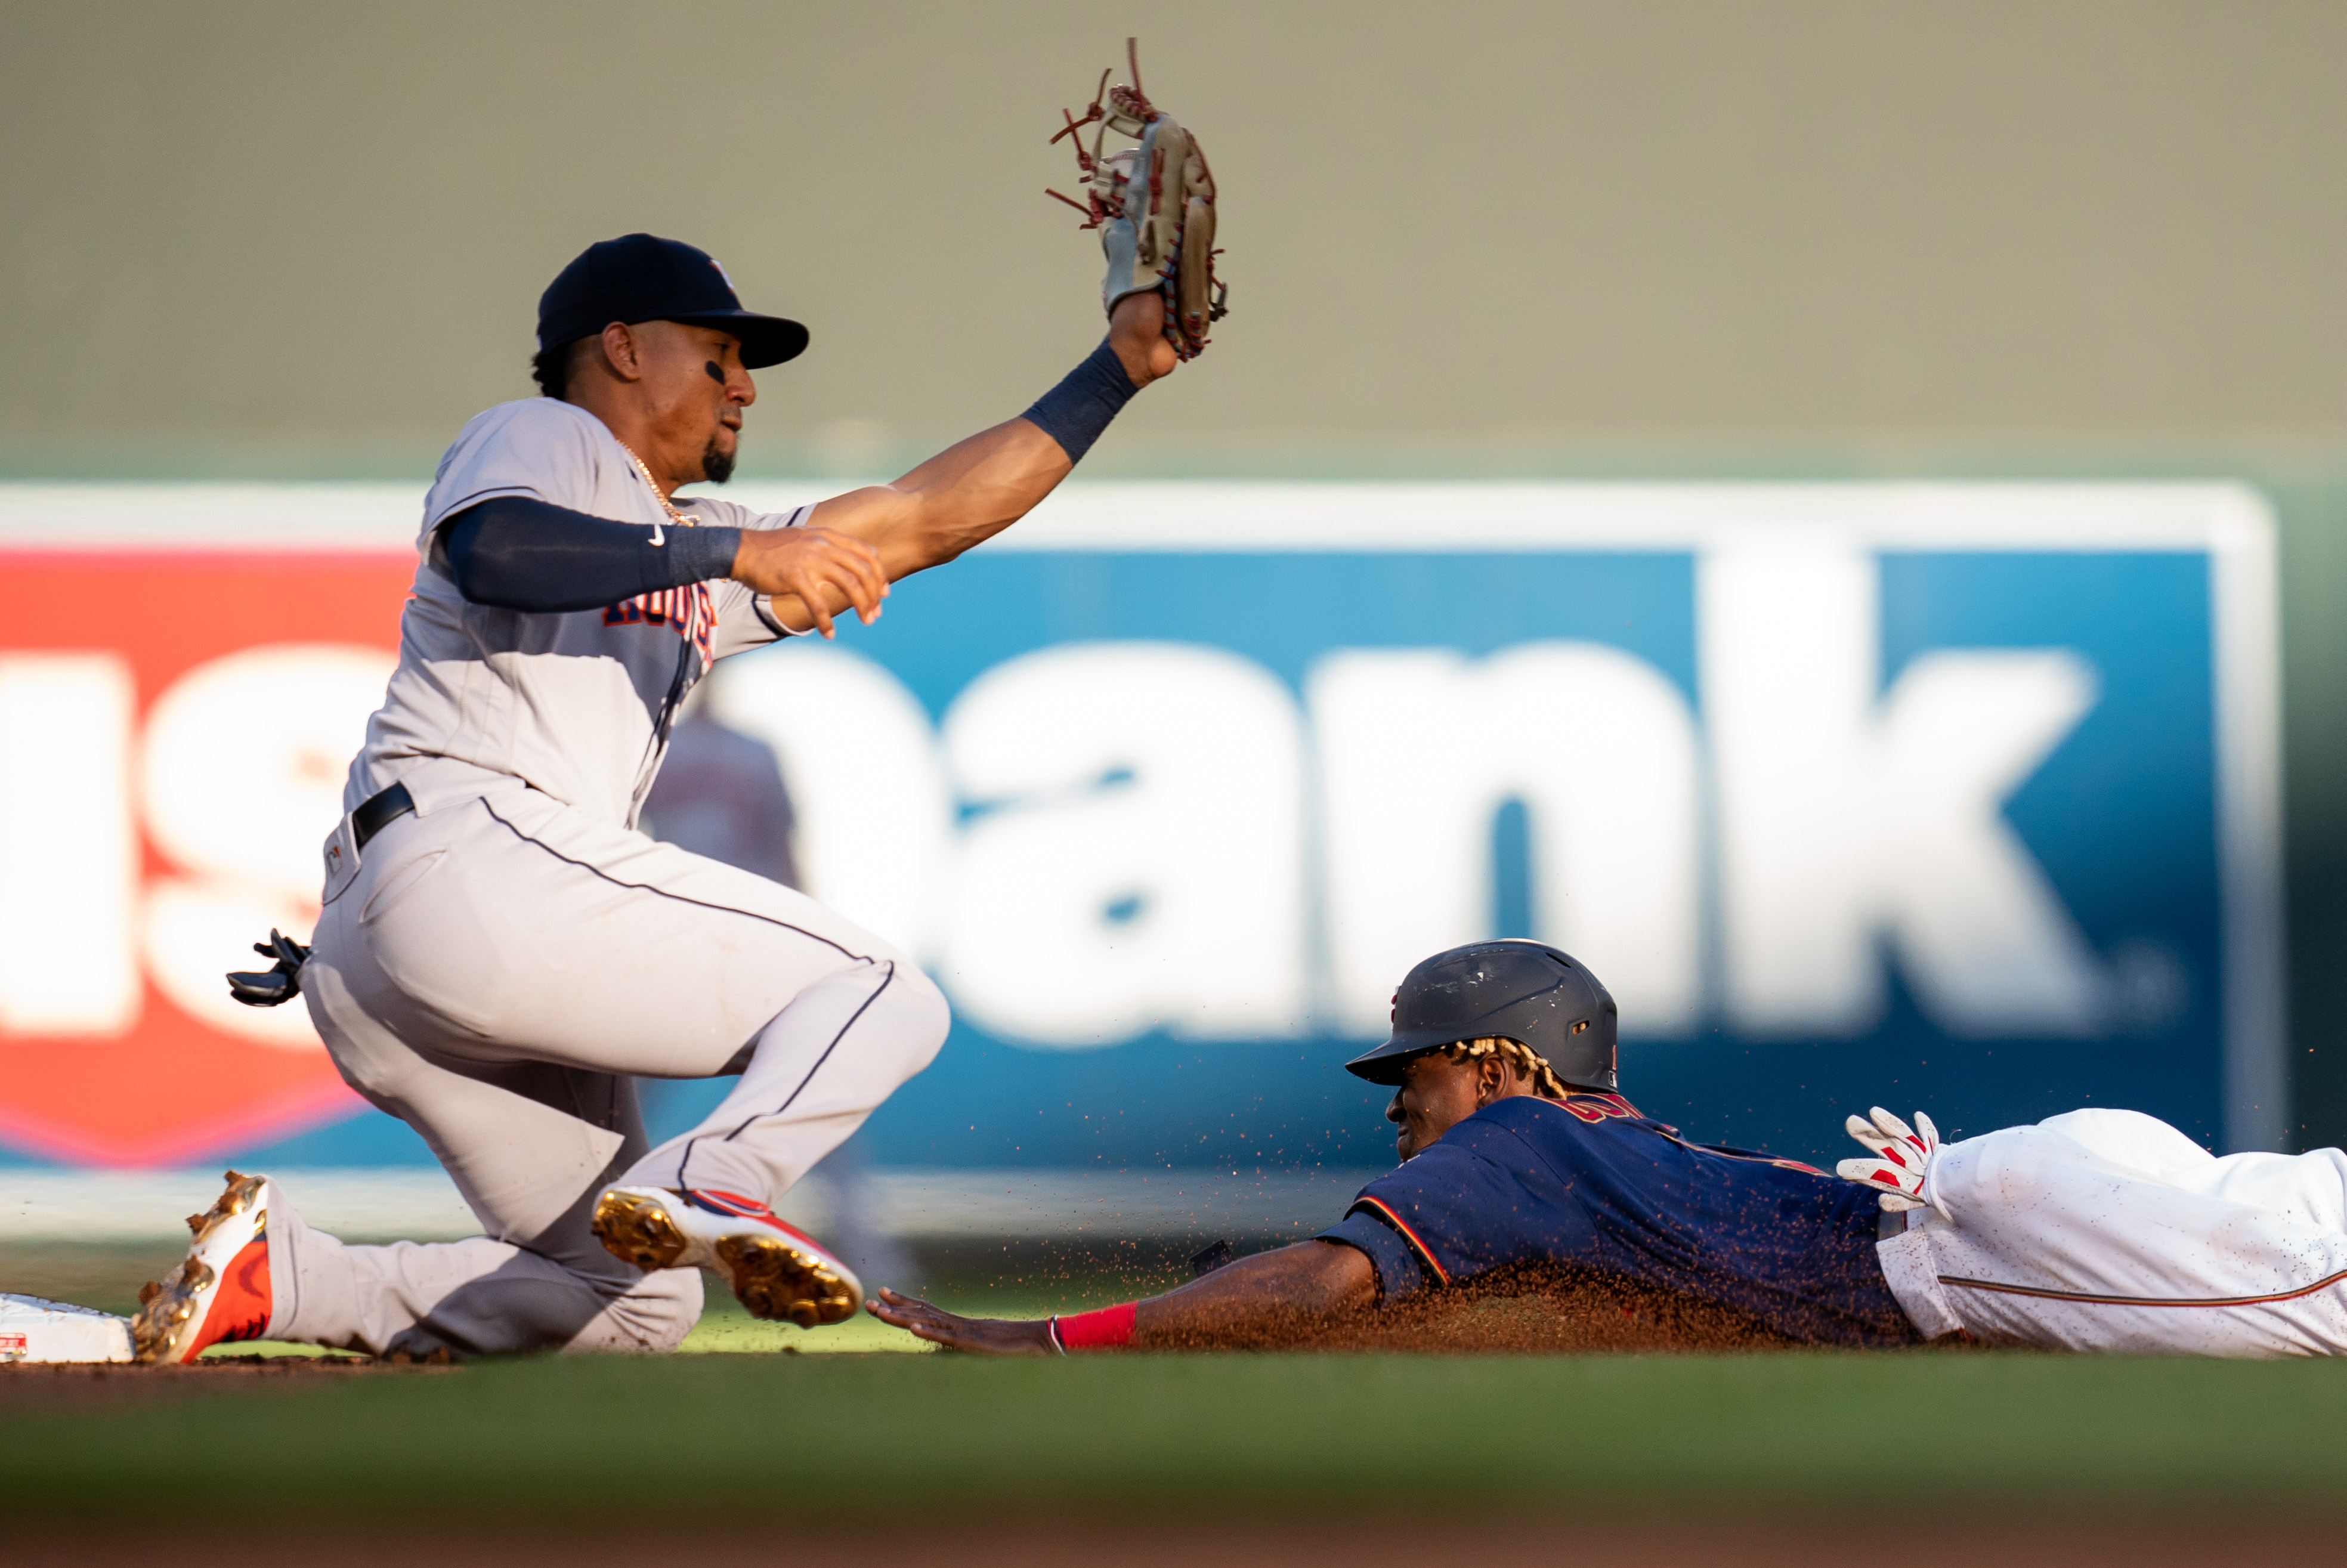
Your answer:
[900,959,950,1032]
[891,961,953,1077]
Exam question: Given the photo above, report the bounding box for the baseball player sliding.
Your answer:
[131,77,1219,1363]
[877,943,2347,1359]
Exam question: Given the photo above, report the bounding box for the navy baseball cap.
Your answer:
[537,233,809,369]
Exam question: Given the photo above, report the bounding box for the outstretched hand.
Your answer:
[1108,292,1179,388]
[728,524,890,638]
[867,1286,1059,1356]
[1837,1106,1942,1213]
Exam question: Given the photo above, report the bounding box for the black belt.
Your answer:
[352,781,416,852]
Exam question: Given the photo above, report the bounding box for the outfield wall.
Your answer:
[0,480,2284,1171]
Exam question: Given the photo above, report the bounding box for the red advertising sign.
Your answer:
[0,551,412,1164]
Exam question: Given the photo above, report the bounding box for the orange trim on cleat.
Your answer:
[131,1171,276,1363]
[191,1236,272,1354]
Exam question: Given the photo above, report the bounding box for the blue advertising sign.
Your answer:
[9,481,2269,1174]
[650,481,2280,1170]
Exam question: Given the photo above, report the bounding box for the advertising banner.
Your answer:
[0,481,2282,1170]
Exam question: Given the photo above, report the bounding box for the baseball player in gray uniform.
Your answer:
[130,231,1180,1361]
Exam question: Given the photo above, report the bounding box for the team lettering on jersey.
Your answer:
[1545,1091,1649,1125]
[604,582,716,664]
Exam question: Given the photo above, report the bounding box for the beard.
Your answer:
[700,434,737,485]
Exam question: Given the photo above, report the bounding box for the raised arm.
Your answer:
[740,291,1177,635]
[867,1238,1380,1356]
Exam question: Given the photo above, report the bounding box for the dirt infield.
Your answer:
[0,1273,1859,1374]
[0,1353,446,1406]
[0,1241,1854,1368]
[1193,1265,1833,1352]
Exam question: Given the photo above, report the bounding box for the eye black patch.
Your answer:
[704,360,725,385]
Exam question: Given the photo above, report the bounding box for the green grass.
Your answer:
[1,1239,187,1319]
[15,1239,2347,1525]
[11,1349,2347,1522]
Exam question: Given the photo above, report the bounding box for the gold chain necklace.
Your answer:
[618,443,695,545]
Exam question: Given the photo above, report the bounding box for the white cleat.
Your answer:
[130,1171,276,1363]
[590,1185,862,1328]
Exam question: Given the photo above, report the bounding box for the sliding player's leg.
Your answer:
[1884,1110,2347,1356]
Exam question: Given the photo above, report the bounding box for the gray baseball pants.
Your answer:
[274,769,950,1357]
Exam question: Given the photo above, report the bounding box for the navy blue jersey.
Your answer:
[1318,1092,1918,1347]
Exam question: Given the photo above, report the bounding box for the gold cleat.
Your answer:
[590,1187,689,1272]
[131,1171,273,1364]
[716,1233,859,1328]
[129,1260,217,1362]
[590,1184,864,1326]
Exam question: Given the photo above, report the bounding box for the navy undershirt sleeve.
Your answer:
[436,494,743,613]
[1019,338,1140,463]
[1318,1208,1426,1302]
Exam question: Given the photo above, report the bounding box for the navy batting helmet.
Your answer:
[1343,941,1618,1092]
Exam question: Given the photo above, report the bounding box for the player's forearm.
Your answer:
[856,414,1080,576]
[867,1240,1378,1354]
[761,301,1174,633]
[757,423,1065,633]
[1128,1241,1379,1349]
[439,496,740,613]
[788,332,1148,590]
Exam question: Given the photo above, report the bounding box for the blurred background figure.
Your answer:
[641,679,800,892]
[639,665,917,1292]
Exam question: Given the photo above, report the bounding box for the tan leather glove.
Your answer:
[1049,40,1227,360]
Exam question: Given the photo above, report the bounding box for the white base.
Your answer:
[0,1293,135,1363]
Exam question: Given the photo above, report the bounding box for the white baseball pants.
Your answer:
[1877,1108,2347,1356]
[279,768,950,1357]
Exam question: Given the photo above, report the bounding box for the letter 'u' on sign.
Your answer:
[939,642,1311,1046]
[0,652,138,1035]
[1312,642,1702,1037]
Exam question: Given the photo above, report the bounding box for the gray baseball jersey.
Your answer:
[288,394,951,1357]
[346,397,809,828]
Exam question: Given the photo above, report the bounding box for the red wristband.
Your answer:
[1050,1301,1137,1353]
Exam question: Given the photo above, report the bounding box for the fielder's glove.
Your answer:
[1049,39,1227,360]
[226,929,311,1007]
[1836,1106,1941,1213]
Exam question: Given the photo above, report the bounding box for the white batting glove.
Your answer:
[1835,1106,1941,1213]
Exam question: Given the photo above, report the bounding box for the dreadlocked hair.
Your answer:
[1440,1036,1571,1100]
